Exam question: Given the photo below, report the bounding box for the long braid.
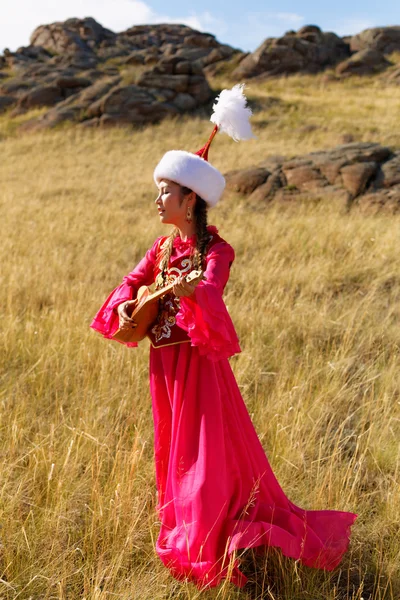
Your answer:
[193,195,209,271]
[180,186,209,271]
[157,228,178,287]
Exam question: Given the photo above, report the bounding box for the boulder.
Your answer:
[340,162,378,196]
[336,49,392,76]
[225,168,270,194]
[356,186,400,214]
[350,27,400,55]
[55,76,92,89]
[0,95,16,112]
[232,25,350,79]
[18,85,63,108]
[30,17,116,54]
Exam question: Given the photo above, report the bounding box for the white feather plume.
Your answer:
[210,83,256,142]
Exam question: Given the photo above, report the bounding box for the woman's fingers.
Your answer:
[173,277,196,297]
[118,301,137,328]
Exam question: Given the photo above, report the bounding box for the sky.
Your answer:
[1,0,399,54]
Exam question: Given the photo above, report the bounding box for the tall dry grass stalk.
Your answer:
[0,74,399,599]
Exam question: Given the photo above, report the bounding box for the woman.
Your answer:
[91,86,357,589]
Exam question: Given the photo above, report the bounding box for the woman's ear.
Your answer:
[187,191,196,207]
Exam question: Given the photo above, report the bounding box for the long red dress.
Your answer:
[90,225,357,589]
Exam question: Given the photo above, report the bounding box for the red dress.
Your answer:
[90,225,357,589]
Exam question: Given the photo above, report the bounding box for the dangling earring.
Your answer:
[186,206,192,223]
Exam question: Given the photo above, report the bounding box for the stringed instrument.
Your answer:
[112,270,204,344]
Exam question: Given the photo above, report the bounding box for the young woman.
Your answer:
[91,86,357,589]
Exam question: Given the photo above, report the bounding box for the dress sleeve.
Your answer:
[90,237,163,347]
[175,241,241,361]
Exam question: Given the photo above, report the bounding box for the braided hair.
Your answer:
[157,185,209,286]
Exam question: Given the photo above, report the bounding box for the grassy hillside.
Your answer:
[1,71,399,599]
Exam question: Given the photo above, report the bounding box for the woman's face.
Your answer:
[155,179,189,226]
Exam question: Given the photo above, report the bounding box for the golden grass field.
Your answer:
[1,68,400,599]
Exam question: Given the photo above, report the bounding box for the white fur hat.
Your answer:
[153,149,226,208]
[153,84,255,208]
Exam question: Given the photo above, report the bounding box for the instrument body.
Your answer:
[112,270,203,344]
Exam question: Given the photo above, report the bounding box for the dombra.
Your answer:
[112,270,204,344]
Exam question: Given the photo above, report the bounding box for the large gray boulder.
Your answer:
[336,49,392,76]
[232,25,350,79]
[350,27,400,55]
[30,17,116,54]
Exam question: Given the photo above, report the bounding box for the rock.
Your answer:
[225,168,270,194]
[172,93,197,112]
[336,49,392,76]
[99,84,153,116]
[48,51,99,70]
[282,164,328,191]
[79,117,100,128]
[30,17,116,54]
[356,186,400,214]
[0,78,35,96]
[183,33,218,48]
[55,76,92,89]
[247,172,284,203]
[137,71,190,93]
[187,75,211,103]
[350,27,400,55]
[175,48,211,63]
[80,76,121,104]
[0,95,16,112]
[18,85,63,108]
[232,25,350,79]
[124,52,145,66]
[340,162,378,196]
[15,44,52,61]
[376,155,400,188]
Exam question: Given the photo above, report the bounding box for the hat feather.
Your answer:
[210,83,256,142]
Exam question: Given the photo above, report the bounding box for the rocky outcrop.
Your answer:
[225,142,400,214]
[336,49,392,76]
[0,18,240,129]
[30,17,116,54]
[232,25,350,79]
[350,27,400,55]
[20,56,212,130]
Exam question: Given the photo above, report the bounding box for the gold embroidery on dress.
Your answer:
[151,257,193,343]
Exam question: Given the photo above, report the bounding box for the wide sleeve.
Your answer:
[175,241,241,361]
[90,237,163,347]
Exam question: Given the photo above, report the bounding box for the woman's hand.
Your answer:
[117,300,138,330]
[172,275,198,298]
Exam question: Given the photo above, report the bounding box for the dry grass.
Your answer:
[0,73,399,599]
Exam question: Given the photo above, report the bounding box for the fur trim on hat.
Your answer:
[153,150,225,208]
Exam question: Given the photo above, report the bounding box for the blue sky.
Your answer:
[1,0,399,54]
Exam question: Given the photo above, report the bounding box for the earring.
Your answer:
[186,206,192,223]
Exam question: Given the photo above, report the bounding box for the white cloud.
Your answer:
[0,0,227,52]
